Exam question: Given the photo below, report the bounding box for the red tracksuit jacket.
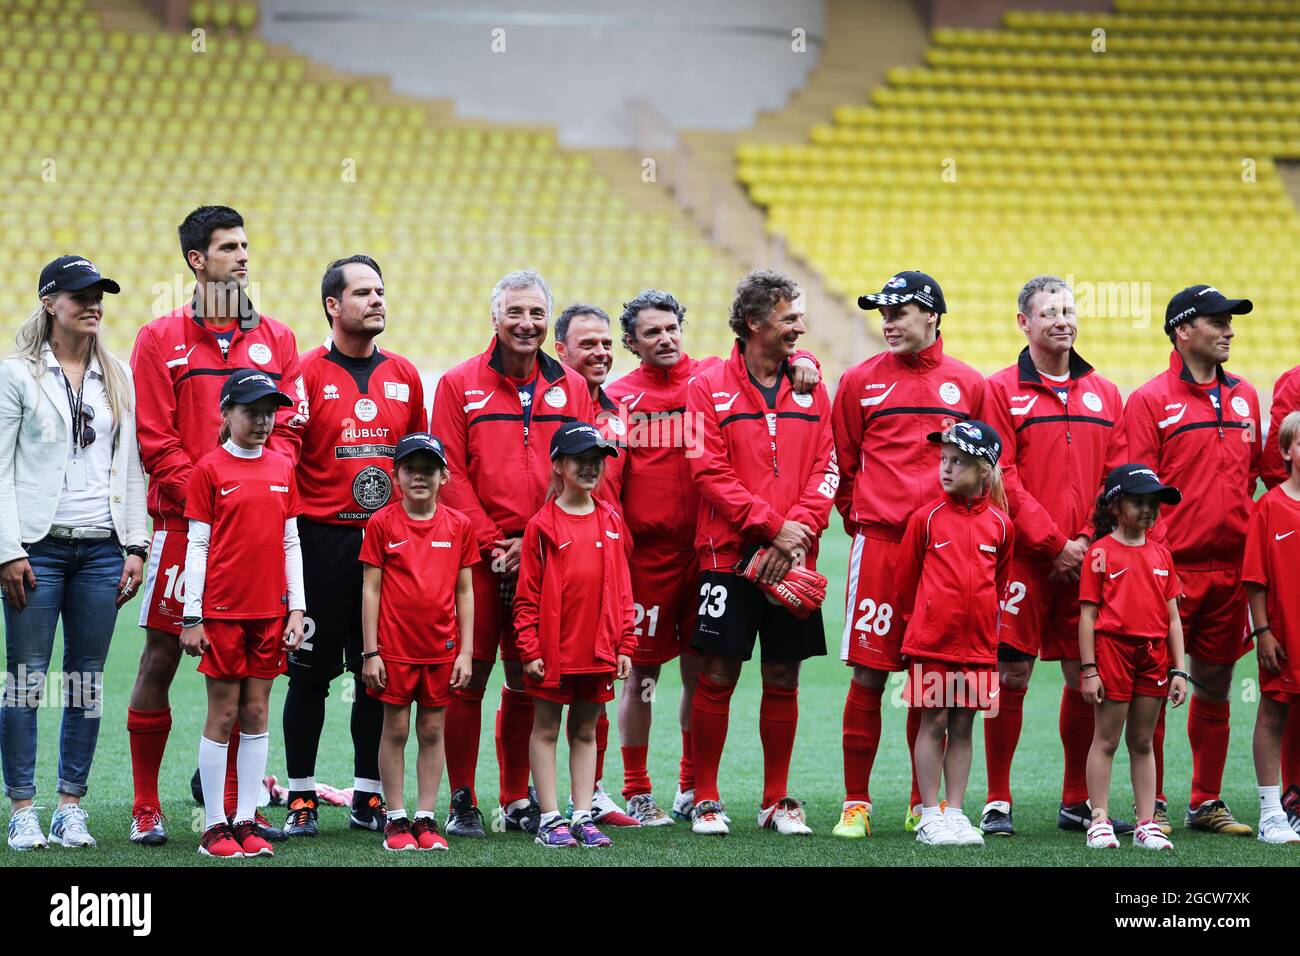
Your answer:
[1121,351,1261,569]
[832,335,985,541]
[687,341,837,571]
[130,299,307,527]
[431,339,597,555]
[895,493,1014,666]
[1262,364,1299,489]
[594,386,627,505]
[513,498,636,688]
[982,348,1126,562]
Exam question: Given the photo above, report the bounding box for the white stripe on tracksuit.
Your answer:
[839,532,865,662]
[137,529,168,628]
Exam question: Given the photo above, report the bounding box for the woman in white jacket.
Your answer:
[0,256,148,850]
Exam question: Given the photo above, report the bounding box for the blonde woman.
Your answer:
[0,256,148,850]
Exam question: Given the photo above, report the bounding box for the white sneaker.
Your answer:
[49,804,96,848]
[943,808,984,846]
[915,814,957,846]
[672,788,695,821]
[626,793,674,827]
[691,799,729,836]
[7,806,48,851]
[1086,820,1119,848]
[590,785,640,826]
[757,797,812,835]
[1133,821,1173,850]
[1258,814,1300,845]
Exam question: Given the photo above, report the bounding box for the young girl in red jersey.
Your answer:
[359,433,476,851]
[180,369,305,859]
[1243,411,1300,844]
[516,422,634,848]
[1079,464,1187,851]
[896,421,1013,848]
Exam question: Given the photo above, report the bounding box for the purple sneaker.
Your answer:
[535,820,577,848]
[572,819,612,848]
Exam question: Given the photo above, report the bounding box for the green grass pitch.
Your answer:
[4,522,1291,867]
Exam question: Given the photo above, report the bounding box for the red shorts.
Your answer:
[997,557,1081,661]
[138,527,187,636]
[839,533,905,671]
[1178,568,1249,665]
[903,659,999,711]
[627,544,699,666]
[526,672,616,705]
[368,660,452,708]
[1260,659,1300,704]
[1095,634,1169,702]
[471,560,520,663]
[199,618,286,681]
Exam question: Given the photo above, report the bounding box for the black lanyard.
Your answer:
[61,369,87,454]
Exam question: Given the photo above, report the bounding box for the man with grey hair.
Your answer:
[430,269,596,838]
[979,274,1127,837]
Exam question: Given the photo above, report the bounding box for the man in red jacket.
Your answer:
[128,206,307,846]
[1122,284,1260,836]
[431,270,597,837]
[830,271,985,839]
[278,255,428,838]
[978,276,1128,838]
[686,270,837,837]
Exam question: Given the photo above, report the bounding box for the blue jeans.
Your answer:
[1,536,123,800]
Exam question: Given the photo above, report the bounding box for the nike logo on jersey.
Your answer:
[859,382,898,408]
[625,392,646,411]
[387,540,407,549]
[558,541,571,549]
[934,540,951,549]
[1156,677,1169,687]
[1009,395,1039,417]
[220,485,241,496]
[1276,531,1296,541]
[462,390,496,413]
[1109,568,1127,580]
[713,392,741,413]
[1157,404,1188,430]
[988,688,1000,699]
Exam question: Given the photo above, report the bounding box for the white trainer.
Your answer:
[1086,820,1119,848]
[915,814,957,846]
[49,804,96,848]
[7,806,48,851]
[943,808,985,846]
[626,793,674,827]
[1258,814,1300,845]
[1133,821,1173,850]
[672,788,695,821]
[691,800,729,836]
[757,797,812,835]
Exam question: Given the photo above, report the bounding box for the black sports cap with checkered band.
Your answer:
[926,419,1002,467]
[1102,464,1182,506]
[38,255,121,298]
[1163,284,1252,336]
[858,271,946,314]
[393,431,448,469]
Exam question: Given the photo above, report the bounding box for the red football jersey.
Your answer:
[551,507,607,673]
[1079,535,1181,640]
[298,343,428,525]
[184,445,302,619]
[1242,486,1300,692]
[359,502,477,663]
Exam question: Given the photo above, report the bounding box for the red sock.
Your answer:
[679,730,694,792]
[1153,699,1168,802]
[1189,696,1231,807]
[842,682,883,804]
[906,705,924,808]
[983,685,1026,805]
[444,685,485,804]
[498,686,534,807]
[595,710,609,783]
[621,745,651,799]
[1060,687,1094,805]
[1283,705,1300,791]
[690,676,735,803]
[127,706,171,815]
[223,719,241,817]
[759,683,799,808]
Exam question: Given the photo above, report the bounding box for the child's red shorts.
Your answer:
[526,672,616,705]
[199,618,285,681]
[367,660,453,708]
[1095,633,1169,702]
[903,658,999,711]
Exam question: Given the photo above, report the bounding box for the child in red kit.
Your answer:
[896,420,1013,848]
[1079,464,1187,851]
[359,433,476,852]
[516,422,634,849]
[181,369,306,859]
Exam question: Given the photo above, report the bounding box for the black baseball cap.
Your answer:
[393,432,448,469]
[927,419,1002,466]
[550,421,619,460]
[219,368,294,410]
[858,271,946,314]
[1164,284,1252,335]
[38,255,121,298]
[1103,464,1182,505]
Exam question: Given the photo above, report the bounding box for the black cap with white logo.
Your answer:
[219,368,294,410]
[858,271,946,315]
[550,421,620,459]
[38,255,121,298]
[1164,284,1252,335]
[1103,464,1182,505]
[927,419,1002,466]
[393,432,448,469]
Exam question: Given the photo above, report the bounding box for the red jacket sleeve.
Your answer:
[1247,388,1263,497]
[686,374,784,543]
[983,377,1068,559]
[831,367,863,530]
[893,508,927,622]
[1262,369,1298,490]
[615,519,637,658]
[1119,387,1169,546]
[431,372,505,554]
[1077,392,1128,539]
[268,335,307,465]
[131,327,196,502]
[512,519,544,663]
[786,386,838,534]
[996,512,1014,599]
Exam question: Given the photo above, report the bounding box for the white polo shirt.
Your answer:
[44,347,115,531]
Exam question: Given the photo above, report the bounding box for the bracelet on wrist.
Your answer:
[1079,662,1098,671]
[182,616,203,628]
[1250,625,1272,640]
[361,651,380,661]
[125,545,148,560]
[1168,668,1190,680]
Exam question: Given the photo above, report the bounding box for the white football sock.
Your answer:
[199,736,229,831]
[234,732,269,824]
[287,777,315,793]
[920,805,942,826]
[354,777,383,795]
[387,809,408,822]
[1259,784,1283,818]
